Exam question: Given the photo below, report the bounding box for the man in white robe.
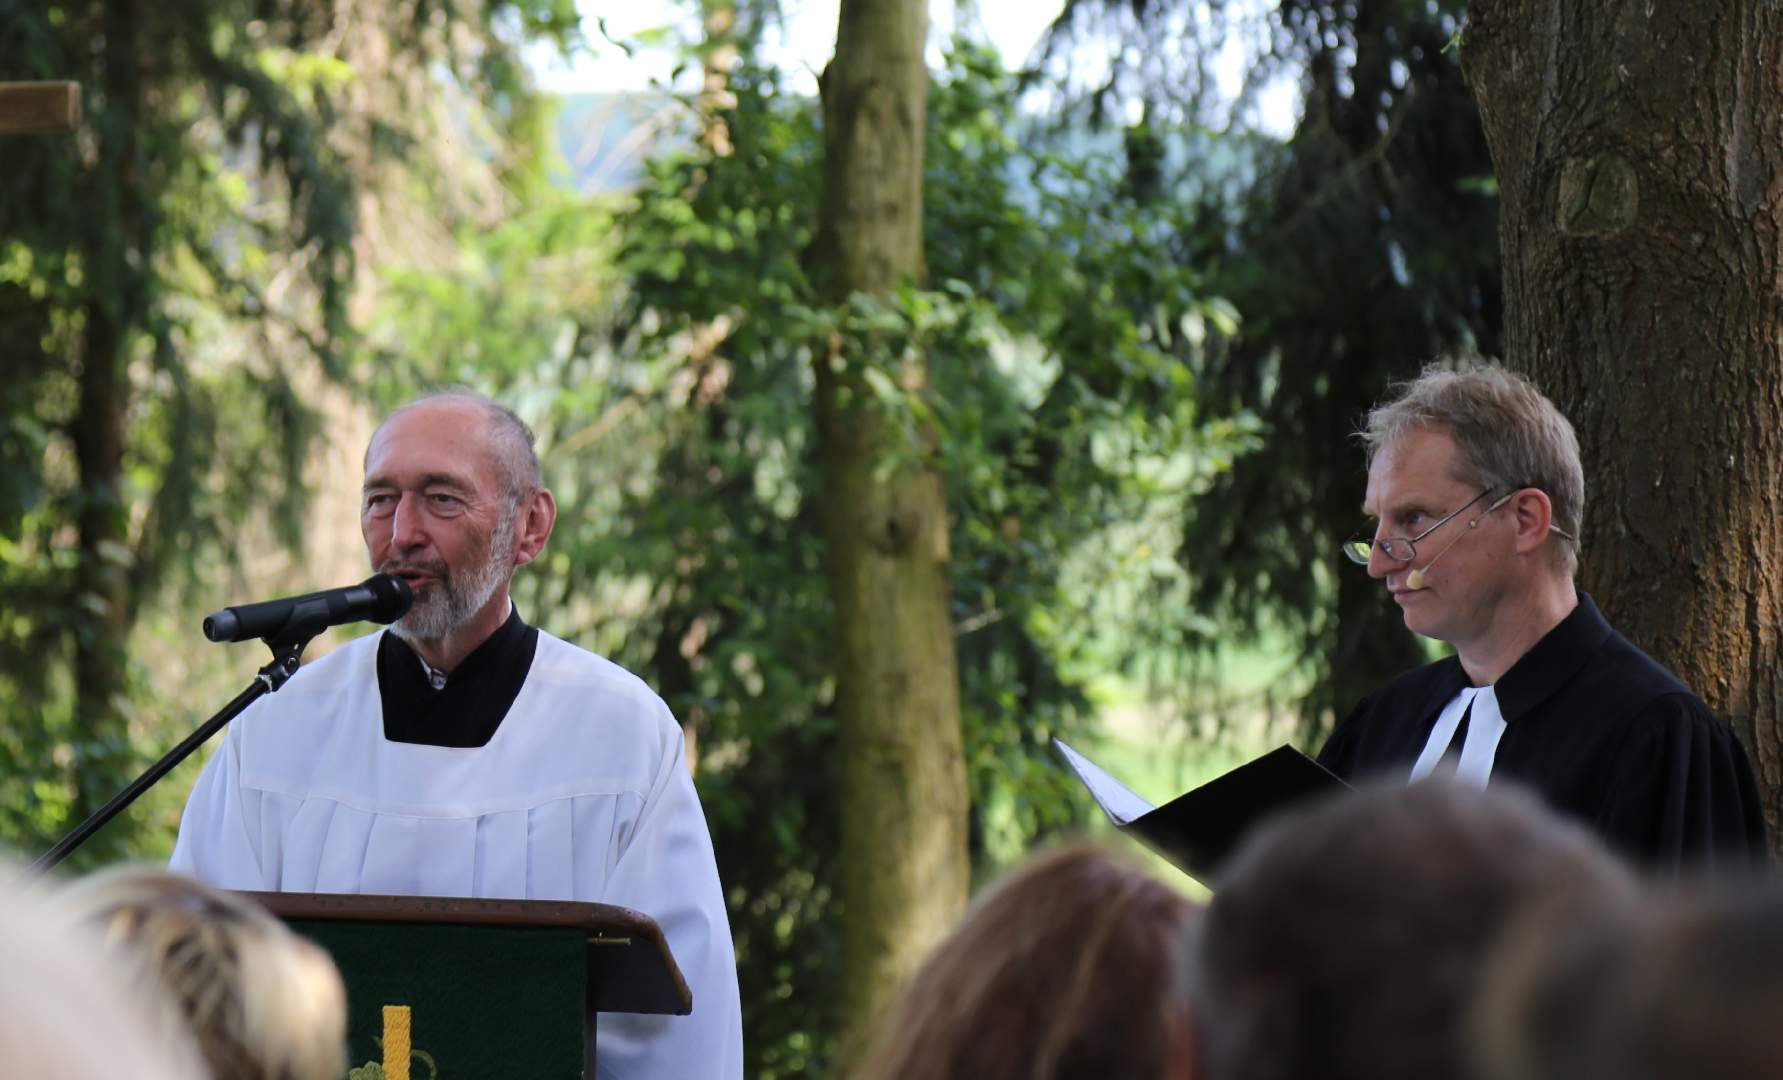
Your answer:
[171,391,743,1079]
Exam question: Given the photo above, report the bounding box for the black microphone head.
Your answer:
[364,573,413,624]
[201,609,238,643]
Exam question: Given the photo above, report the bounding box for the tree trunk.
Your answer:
[811,0,971,1055]
[67,0,150,862]
[71,301,132,860]
[1462,1,1783,849]
[699,0,738,157]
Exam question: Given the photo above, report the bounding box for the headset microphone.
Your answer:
[1404,529,1468,591]
[1401,489,1519,591]
[1400,489,1530,591]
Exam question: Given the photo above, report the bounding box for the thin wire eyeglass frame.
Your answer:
[1342,487,1578,565]
[1342,488,1517,566]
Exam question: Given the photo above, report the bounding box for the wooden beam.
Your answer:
[0,81,81,135]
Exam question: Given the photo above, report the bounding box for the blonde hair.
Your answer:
[62,867,347,1080]
[1362,362,1584,576]
[0,864,204,1079]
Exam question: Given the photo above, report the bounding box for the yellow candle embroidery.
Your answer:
[382,1005,412,1080]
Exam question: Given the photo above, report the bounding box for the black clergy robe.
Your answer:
[1318,593,1768,871]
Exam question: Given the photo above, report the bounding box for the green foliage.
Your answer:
[0,0,578,864]
[1040,0,1502,734]
[0,0,353,860]
[1182,0,1502,730]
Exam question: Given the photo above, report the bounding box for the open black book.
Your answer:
[1055,738,1348,885]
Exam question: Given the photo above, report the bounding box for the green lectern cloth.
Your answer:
[290,919,587,1079]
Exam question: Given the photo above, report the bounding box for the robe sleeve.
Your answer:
[593,700,743,1080]
[168,719,273,890]
[1317,693,1373,779]
[1592,694,1769,874]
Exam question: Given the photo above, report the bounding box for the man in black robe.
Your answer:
[1317,365,1766,870]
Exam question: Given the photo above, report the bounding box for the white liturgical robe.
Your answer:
[171,628,743,1080]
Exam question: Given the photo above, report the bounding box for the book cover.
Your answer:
[1055,738,1348,885]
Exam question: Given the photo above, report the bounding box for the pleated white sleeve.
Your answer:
[590,699,744,1080]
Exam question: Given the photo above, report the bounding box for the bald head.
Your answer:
[370,391,541,506]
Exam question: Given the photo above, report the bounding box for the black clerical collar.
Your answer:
[1411,593,1615,726]
[377,605,540,748]
[1485,593,1615,724]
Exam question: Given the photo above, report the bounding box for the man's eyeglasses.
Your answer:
[1341,488,1507,565]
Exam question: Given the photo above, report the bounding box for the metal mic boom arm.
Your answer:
[30,624,321,874]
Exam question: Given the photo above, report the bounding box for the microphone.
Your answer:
[203,574,413,643]
[1403,490,1520,590]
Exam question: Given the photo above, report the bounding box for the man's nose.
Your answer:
[390,493,428,549]
[1365,533,1396,580]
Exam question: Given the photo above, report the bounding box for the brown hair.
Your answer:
[852,842,1198,1080]
[1474,882,1783,1080]
[1191,778,1635,1080]
[63,867,348,1080]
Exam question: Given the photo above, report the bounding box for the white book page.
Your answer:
[1053,737,1156,826]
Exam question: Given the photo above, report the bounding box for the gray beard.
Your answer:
[387,511,516,643]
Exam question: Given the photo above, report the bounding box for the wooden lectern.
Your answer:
[249,893,691,1079]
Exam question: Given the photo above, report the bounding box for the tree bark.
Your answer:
[1462,0,1783,849]
[60,0,151,862]
[698,0,739,157]
[811,0,971,1054]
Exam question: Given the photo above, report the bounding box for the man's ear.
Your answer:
[512,488,557,567]
[1510,488,1554,555]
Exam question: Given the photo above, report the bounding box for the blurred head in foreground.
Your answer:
[1475,881,1783,1080]
[1191,777,1635,1080]
[852,842,1200,1080]
[0,863,203,1078]
[63,867,347,1080]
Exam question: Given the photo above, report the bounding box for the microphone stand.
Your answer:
[30,621,325,875]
